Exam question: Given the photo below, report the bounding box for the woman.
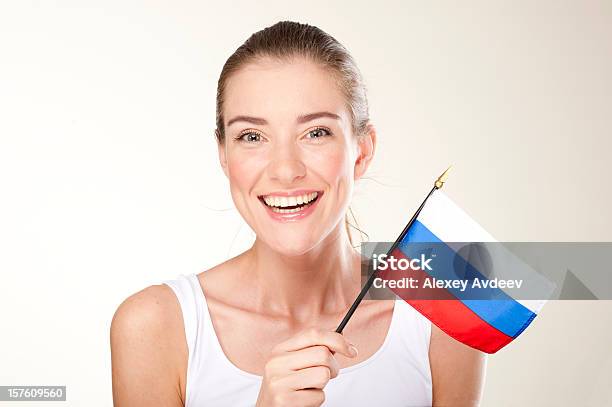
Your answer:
[110,21,486,406]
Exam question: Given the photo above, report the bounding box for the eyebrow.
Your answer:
[226,111,341,127]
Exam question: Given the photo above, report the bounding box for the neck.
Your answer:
[243,224,362,322]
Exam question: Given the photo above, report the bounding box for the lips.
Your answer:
[257,190,323,221]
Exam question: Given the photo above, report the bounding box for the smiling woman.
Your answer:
[216,51,368,255]
[110,20,486,407]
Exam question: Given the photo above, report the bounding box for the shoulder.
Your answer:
[110,284,187,406]
[429,324,486,363]
[429,325,487,406]
[111,284,183,341]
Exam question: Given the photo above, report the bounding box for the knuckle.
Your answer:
[326,352,336,366]
[306,390,326,407]
[329,361,339,378]
[315,346,330,362]
[315,367,330,387]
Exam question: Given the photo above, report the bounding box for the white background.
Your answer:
[1,1,611,405]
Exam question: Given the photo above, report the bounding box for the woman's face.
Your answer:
[219,57,373,256]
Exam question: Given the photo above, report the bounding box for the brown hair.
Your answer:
[215,21,370,247]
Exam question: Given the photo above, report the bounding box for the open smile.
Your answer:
[257,190,323,221]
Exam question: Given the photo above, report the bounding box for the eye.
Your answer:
[235,130,264,143]
[304,126,332,140]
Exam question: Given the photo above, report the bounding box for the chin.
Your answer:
[268,236,320,257]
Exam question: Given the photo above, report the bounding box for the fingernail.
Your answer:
[348,345,358,357]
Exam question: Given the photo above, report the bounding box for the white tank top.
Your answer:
[162,273,432,407]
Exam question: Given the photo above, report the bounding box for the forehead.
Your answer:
[223,57,350,127]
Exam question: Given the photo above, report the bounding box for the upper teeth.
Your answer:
[263,192,318,208]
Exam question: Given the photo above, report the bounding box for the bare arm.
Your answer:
[110,285,187,407]
[429,325,487,406]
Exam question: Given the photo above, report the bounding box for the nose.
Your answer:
[266,141,307,185]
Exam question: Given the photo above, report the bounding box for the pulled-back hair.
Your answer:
[215,20,369,143]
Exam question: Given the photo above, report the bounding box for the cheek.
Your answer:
[305,144,354,194]
[226,152,266,196]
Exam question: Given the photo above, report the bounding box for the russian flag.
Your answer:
[379,189,553,354]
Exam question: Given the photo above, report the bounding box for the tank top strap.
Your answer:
[386,297,432,384]
[162,273,222,404]
[162,274,200,354]
[394,298,432,347]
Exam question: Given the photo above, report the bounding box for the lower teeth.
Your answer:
[269,201,313,213]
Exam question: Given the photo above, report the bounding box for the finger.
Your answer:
[293,389,326,407]
[273,389,325,407]
[280,366,333,391]
[272,345,340,379]
[274,328,358,358]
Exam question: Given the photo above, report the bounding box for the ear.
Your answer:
[216,129,229,178]
[354,123,377,181]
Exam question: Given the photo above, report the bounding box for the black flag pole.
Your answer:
[335,166,452,334]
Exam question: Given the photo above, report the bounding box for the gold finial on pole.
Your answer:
[434,166,452,189]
